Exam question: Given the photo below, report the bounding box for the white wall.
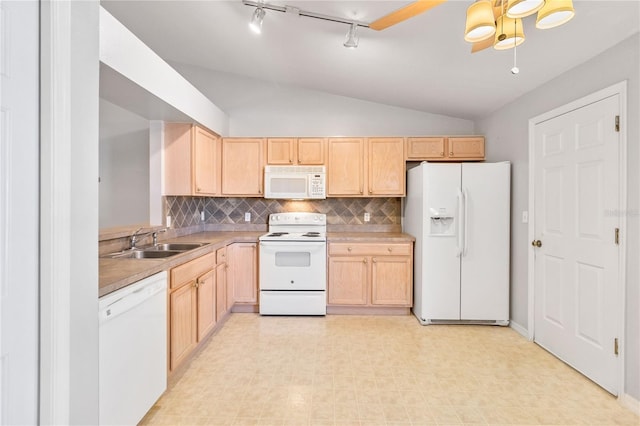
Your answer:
[99,7,229,136]
[40,0,100,423]
[99,99,149,229]
[475,33,640,400]
[0,0,39,423]
[171,64,476,136]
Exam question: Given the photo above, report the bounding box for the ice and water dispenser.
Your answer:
[429,207,455,236]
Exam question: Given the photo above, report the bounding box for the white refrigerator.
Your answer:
[404,162,510,325]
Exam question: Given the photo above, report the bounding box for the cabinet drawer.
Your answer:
[216,247,227,264]
[170,252,216,290]
[329,243,412,256]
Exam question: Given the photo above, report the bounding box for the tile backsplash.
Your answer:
[165,197,401,229]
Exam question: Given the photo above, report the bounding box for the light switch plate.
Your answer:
[522,211,528,224]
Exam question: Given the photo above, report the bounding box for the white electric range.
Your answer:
[258,212,327,315]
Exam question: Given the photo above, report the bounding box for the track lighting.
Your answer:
[243,0,368,47]
[344,23,359,49]
[249,7,265,34]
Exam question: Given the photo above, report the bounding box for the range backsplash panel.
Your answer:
[165,197,401,229]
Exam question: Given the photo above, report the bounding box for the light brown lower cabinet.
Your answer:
[215,246,229,322]
[327,242,413,308]
[228,242,258,306]
[169,251,220,373]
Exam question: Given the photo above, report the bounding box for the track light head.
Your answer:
[344,23,359,49]
[249,7,265,34]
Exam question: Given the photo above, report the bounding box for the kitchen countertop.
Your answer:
[99,231,262,297]
[99,230,415,298]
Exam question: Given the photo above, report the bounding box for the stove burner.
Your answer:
[266,232,289,237]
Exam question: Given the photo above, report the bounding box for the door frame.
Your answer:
[527,81,628,396]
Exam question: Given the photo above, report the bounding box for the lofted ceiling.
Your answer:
[101,0,640,120]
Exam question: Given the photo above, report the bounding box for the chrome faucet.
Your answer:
[130,227,167,249]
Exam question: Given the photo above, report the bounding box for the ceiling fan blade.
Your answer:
[369,0,447,31]
[471,36,495,53]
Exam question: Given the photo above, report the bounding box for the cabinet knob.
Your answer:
[532,240,542,248]
[387,247,392,252]
[363,258,367,264]
[440,152,444,156]
[347,247,352,252]
[449,152,454,156]
[196,187,201,192]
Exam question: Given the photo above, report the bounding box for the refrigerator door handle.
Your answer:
[463,188,469,256]
[457,188,464,257]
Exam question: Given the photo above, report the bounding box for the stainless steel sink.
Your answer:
[149,243,207,251]
[107,250,183,259]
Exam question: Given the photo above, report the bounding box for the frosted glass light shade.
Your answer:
[464,1,496,42]
[506,0,545,18]
[494,15,525,50]
[536,0,575,29]
[249,7,265,34]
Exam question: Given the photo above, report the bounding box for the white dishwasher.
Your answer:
[99,271,167,426]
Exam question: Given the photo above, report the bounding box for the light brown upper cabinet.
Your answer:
[327,138,366,196]
[221,138,265,196]
[406,136,485,161]
[448,137,485,160]
[164,123,221,196]
[368,138,405,196]
[328,137,405,197]
[266,138,326,165]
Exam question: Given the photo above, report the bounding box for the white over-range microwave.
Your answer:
[264,165,326,200]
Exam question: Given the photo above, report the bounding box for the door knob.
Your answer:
[531,240,542,248]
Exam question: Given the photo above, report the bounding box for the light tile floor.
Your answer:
[141,314,639,425]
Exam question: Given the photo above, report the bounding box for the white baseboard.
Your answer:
[509,320,530,340]
[620,393,640,415]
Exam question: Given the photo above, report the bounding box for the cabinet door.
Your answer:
[193,126,220,195]
[406,137,446,160]
[196,270,216,342]
[371,256,412,306]
[297,138,325,165]
[267,138,295,165]
[221,138,265,196]
[327,256,368,305]
[448,137,485,160]
[327,138,365,196]
[229,243,258,304]
[215,263,227,322]
[368,138,405,196]
[163,123,193,195]
[170,282,197,371]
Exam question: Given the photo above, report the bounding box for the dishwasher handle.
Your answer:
[99,279,166,324]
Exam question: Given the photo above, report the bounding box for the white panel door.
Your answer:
[533,95,620,394]
[0,0,39,423]
[460,163,510,322]
[423,163,461,320]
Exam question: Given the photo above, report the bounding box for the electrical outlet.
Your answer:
[364,212,370,222]
[244,212,251,222]
[166,216,172,228]
[200,211,205,221]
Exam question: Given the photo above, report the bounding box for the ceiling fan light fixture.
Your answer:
[536,0,575,29]
[464,0,496,42]
[344,23,359,48]
[506,0,545,19]
[493,15,525,50]
[249,7,265,34]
